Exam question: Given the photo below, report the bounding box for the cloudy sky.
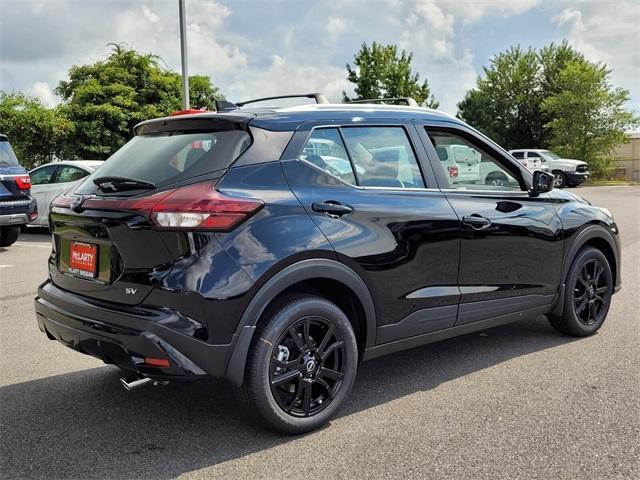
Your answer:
[1,0,638,115]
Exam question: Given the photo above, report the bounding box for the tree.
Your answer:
[542,61,639,177]
[343,42,439,108]
[0,91,74,168]
[457,41,638,176]
[457,46,542,149]
[56,44,224,159]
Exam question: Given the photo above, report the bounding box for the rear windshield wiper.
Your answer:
[93,176,156,192]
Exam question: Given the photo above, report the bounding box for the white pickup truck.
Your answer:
[509,149,590,188]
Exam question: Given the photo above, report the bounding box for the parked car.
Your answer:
[509,149,589,188]
[34,95,621,434]
[511,154,544,172]
[0,134,37,246]
[28,160,103,227]
[434,144,481,185]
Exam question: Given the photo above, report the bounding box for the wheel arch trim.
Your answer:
[224,258,377,386]
[551,223,620,317]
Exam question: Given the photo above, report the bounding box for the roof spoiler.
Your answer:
[216,93,329,112]
[345,97,419,107]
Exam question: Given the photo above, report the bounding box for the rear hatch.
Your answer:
[0,136,31,204]
[48,113,253,305]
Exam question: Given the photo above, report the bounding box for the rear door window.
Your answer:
[299,126,425,189]
[56,166,89,183]
[77,130,251,195]
[299,128,357,185]
[341,127,425,188]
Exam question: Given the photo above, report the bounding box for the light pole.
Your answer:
[179,0,190,109]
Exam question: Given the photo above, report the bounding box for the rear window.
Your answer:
[77,130,251,194]
[0,140,19,167]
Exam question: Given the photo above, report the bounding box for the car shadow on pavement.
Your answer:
[0,315,576,479]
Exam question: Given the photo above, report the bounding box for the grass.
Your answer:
[584,179,639,186]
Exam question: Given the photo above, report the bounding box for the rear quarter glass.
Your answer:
[76,130,251,195]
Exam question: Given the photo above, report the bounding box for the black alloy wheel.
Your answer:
[270,316,345,417]
[549,247,613,337]
[239,294,358,434]
[573,258,609,326]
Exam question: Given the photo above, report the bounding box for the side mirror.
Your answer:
[530,170,554,196]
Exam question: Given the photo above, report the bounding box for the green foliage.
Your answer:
[56,44,224,159]
[458,46,541,149]
[458,40,638,177]
[0,91,74,168]
[542,61,639,177]
[343,42,439,108]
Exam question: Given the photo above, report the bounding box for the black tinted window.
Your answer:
[427,129,521,191]
[511,151,525,159]
[57,166,89,183]
[299,128,357,184]
[77,130,250,194]
[341,127,424,188]
[30,166,57,185]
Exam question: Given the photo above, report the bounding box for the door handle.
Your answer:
[312,201,353,217]
[462,215,492,229]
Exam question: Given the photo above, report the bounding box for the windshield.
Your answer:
[0,140,19,167]
[77,130,251,195]
[540,150,561,160]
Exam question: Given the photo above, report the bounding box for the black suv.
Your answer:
[34,95,621,434]
[1,134,37,246]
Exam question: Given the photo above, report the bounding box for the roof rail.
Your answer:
[236,93,330,107]
[215,93,329,113]
[345,97,419,107]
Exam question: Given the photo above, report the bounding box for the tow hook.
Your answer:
[120,374,168,391]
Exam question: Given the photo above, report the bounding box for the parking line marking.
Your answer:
[13,243,51,248]
[0,265,15,268]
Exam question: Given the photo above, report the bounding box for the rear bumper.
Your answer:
[34,281,232,380]
[0,197,37,225]
[566,171,589,185]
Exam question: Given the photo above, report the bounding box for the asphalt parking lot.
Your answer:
[1,186,638,480]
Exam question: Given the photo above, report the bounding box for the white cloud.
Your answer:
[403,0,455,59]
[0,0,637,116]
[551,1,640,111]
[226,55,349,103]
[439,0,541,24]
[28,82,57,107]
[326,16,349,34]
[142,5,159,24]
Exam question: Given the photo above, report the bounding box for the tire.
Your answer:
[239,294,358,434]
[0,226,21,247]
[548,247,613,336]
[553,170,567,188]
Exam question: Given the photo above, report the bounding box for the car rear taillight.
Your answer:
[51,182,263,232]
[149,182,263,230]
[523,159,529,168]
[15,175,31,190]
[448,166,458,177]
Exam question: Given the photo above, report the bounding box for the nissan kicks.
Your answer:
[34,95,621,434]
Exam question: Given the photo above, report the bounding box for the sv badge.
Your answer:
[125,288,138,295]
